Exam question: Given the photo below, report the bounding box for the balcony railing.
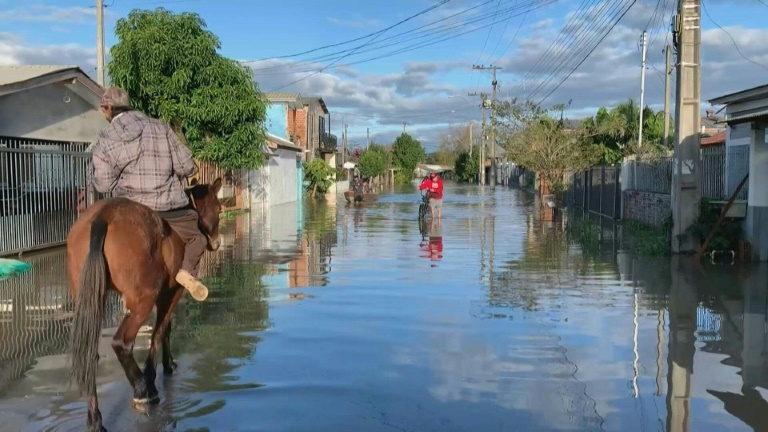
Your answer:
[319,132,337,153]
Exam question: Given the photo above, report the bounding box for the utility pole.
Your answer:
[468,91,489,185]
[663,44,672,148]
[473,65,502,188]
[96,0,106,86]
[366,127,370,149]
[671,0,702,253]
[638,31,648,147]
[402,122,407,133]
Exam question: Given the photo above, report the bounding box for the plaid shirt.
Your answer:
[91,110,197,211]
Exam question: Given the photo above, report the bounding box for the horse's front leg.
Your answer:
[153,286,185,376]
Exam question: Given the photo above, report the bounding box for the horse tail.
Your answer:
[69,217,108,393]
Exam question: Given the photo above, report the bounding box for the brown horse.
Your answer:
[66,178,223,432]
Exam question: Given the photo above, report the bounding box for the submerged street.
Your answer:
[1,182,767,431]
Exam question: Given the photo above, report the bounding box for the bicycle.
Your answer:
[418,189,431,220]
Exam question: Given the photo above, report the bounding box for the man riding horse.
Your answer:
[91,87,210,302]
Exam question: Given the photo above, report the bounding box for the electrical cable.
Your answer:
[517,0,630,102]
[266,0,453,92]
[701,0,768,72]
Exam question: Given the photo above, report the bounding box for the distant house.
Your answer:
[701,130,725,148]
[709,83,768,261]
[701,109,726,136]
[0,65,105,255]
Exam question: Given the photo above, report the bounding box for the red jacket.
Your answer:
[418,176,444,199]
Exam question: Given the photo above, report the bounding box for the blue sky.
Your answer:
[1,0,766,150]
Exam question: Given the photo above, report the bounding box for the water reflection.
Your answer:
[3,185,768,431]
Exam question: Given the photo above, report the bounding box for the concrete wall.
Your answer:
[266,104,287,138]
[745,123,768,261]
[622,190,671,227]
[0,83,106,142]
[248,147,301,208]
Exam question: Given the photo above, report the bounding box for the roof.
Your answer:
[265,92,301,102]
[267,132,303,152]
[0,65,103,105]
[300,96,329,114]
[709,84,768,105]
[701,131,725,146]
[724,108,768,125]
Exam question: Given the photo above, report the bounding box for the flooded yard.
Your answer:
[1,182,767,431]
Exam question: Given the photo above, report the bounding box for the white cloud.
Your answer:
[0,5,96,24]
[0,33,95,69]
[1,0,763,151]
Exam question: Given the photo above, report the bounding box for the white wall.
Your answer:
[248,147,301,208]
[0,83,106,143]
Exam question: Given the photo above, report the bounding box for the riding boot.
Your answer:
[175,269,209,301]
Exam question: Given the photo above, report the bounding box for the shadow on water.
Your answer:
[2,183,768,430]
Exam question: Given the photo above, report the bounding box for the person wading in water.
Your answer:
[91,87,210,301]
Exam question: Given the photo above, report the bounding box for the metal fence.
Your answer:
[0,249,125,391]
[568,165,622,219]
[622,146,749,200]
[0,138,100,256]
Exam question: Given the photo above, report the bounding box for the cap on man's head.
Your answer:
[100,87,131,109]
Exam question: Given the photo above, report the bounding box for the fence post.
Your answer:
[600,166,606,216]
[614,166,622,219]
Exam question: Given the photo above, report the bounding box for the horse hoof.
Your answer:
[133,394,160,407]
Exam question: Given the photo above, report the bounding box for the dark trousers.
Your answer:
[159,209,207,278]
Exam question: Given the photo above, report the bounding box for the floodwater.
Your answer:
[1,182,768,431]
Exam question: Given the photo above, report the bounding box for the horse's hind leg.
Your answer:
[112,301,157,405]
[161,288,184,375]
[145,286,185,381]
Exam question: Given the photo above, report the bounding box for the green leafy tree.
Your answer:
[108,8,268,170]
[357,144,389,178]
[391,133,426,183]
[303,158,336,197]
[454,150,480,182]
[497,100,600,198]
[581,99,672,164]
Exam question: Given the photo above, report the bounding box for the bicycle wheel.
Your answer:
[418,203,427,220]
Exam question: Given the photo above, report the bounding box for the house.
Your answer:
[709,83,768,261]
[298,97,337,166]
[701,109,726,136]
[0,65,105,256]
[701,130,725,148]
[264,93,338,166]
[247,132,304,207]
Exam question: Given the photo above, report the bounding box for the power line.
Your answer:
[701,0,768,72]
[247,0,548,74]
[251,0,556,79]
[266,0,453,92]
[515,0,629,102]
[533,0,640,105]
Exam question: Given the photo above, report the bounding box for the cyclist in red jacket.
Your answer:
[418,172,444,222]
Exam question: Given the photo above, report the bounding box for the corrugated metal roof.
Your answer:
[0,65,79,86]
[726,108,768,125]
[265,92,301,101]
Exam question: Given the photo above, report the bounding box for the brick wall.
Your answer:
[286,108,307,148]
[622,190,671,226]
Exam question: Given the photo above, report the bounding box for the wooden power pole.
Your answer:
[468,91,488,185]
[96,0,106,86]
[663,44,672,148]
[671,0,702,253]
[473,64,502,188]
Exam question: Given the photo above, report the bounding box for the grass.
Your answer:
[621,219,671,256]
